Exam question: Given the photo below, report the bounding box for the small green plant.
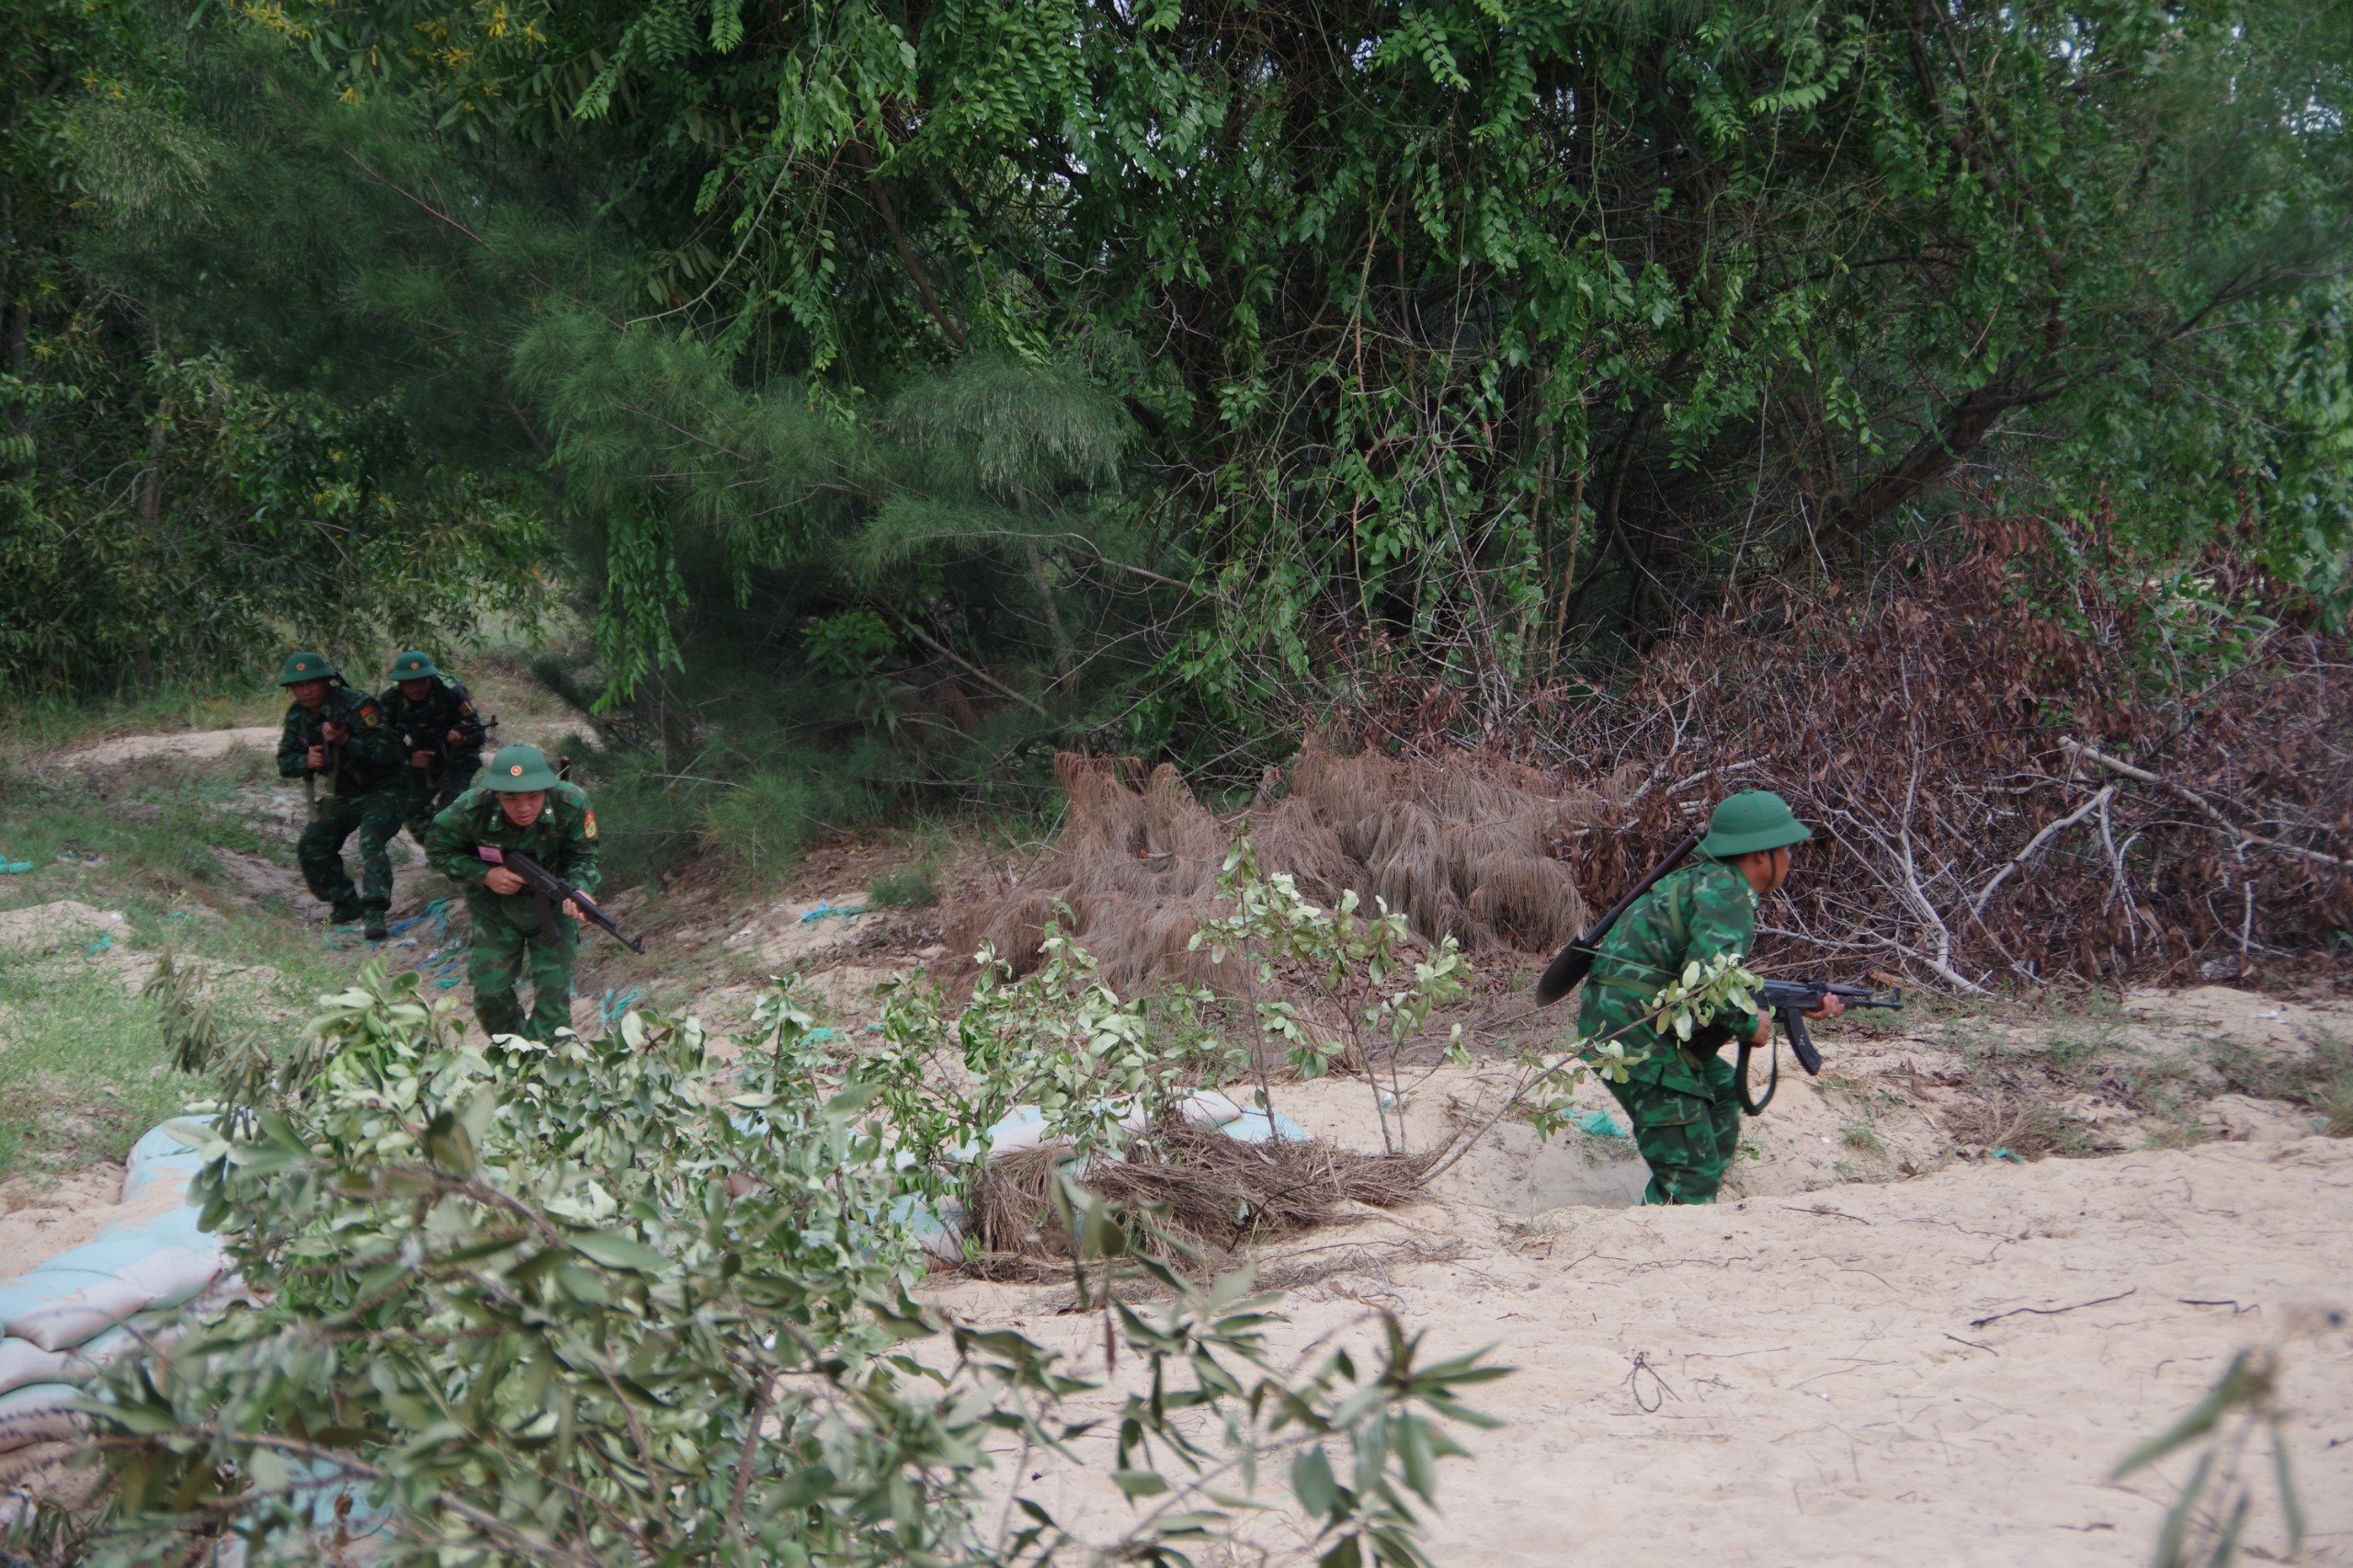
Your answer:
[868,862,938,908]
[801,608,910,733]
[1189,832,1469,1153]
[1840,1119,1887,1156]
[2206,1030,2353,1132]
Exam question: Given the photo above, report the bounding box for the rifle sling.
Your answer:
[1734,1028,1780,1116]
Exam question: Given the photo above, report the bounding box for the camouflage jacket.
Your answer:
[1576,858,1764,1094]
[425,783,602,931]
[274,687,404,794]
[376,677,488,780]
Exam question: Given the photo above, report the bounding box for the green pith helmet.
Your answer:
[1699,790,1813,858]
[388,650,442,680]
[485,744,562,792]
[278,652,339,686]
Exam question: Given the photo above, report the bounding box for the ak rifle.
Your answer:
[1699,979,1904,1113]
[476,845,645,954]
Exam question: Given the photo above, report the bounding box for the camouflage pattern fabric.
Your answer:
[277,686,405,919]
[425,783,601,1042]
[377,676,488,838]
[1604,1054,1742,1205]
[1575,858,1763,1205]
[275,687,404,794]
[466,916,579,1042]
[297,789,407,920]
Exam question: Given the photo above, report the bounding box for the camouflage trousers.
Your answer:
[400,766,480,843]
[1604,1050,1742,1205]
[298,785,406,920]
[466,903,577,1042]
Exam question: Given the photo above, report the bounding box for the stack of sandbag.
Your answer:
[0,1124,228,1464]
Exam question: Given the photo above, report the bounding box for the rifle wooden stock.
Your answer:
[1533,828,1701,1006]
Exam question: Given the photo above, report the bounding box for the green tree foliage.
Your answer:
[230,0,2353,754]
[15,0,2353,747]
[1,347,543,688]
[0,2,550,694]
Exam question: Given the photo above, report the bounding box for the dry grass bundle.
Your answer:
[1282,738,1593,951]
[960,741,1596,987]
[964,1122,1438,1277]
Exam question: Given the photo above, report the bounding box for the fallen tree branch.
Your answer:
[2061,739,2351,871]
[1968,784,2116,919]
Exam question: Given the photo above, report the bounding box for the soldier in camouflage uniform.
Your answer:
[426,744,601,1043]
[274,652,408,940]
[1577,790,1845,1205]
[377,650,490,842]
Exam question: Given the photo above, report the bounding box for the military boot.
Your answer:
[364,913,389,942]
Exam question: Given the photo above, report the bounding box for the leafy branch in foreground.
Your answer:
[24,962,1499,1566]
[2114,1348,2307,1568]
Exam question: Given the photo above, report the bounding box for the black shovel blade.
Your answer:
[1534,941,1596,1006]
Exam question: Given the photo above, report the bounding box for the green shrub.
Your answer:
[867,862,938,908]
[47,963,1502,1566]
[699,765,865,874]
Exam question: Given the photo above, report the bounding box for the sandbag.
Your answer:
[0,1339,67,1399]
[1177,1089,1310,1143]
[0,1319,183,1399]
[121,1119,212,1205]
[5,1245,222,1351]
[0,1268,129,1346]
[0,1382,83,1455]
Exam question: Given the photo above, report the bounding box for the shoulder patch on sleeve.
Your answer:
[360,703,382,727]
[582,810,597,840]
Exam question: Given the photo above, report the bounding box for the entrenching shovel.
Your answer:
[1533,827,1700,1006]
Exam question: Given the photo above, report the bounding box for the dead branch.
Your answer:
[2062,738,2351,871]
[1967,784,2116,919]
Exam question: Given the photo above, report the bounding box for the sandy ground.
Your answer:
[0,1168,133,1281]
[930,1136,2353,1566]
[910,984,2353,1566]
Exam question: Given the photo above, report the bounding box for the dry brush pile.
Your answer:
[1485,518,2352,988]
[970,518,2349,995]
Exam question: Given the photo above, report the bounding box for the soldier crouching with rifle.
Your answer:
[1552,791,1850,1206]
[426,744,639,1043]
[274,652,406,941]
[379,649,490,843]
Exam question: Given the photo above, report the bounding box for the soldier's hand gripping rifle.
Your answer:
[475,846,646,953]
[1697,980,1904,1114]
[404,726,446,789]
[304,722,340,825]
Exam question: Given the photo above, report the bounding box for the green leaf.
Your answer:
[1111,1468,1171,1497]
[568,1230,666,1274]
[1292,1444,1337,1518]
